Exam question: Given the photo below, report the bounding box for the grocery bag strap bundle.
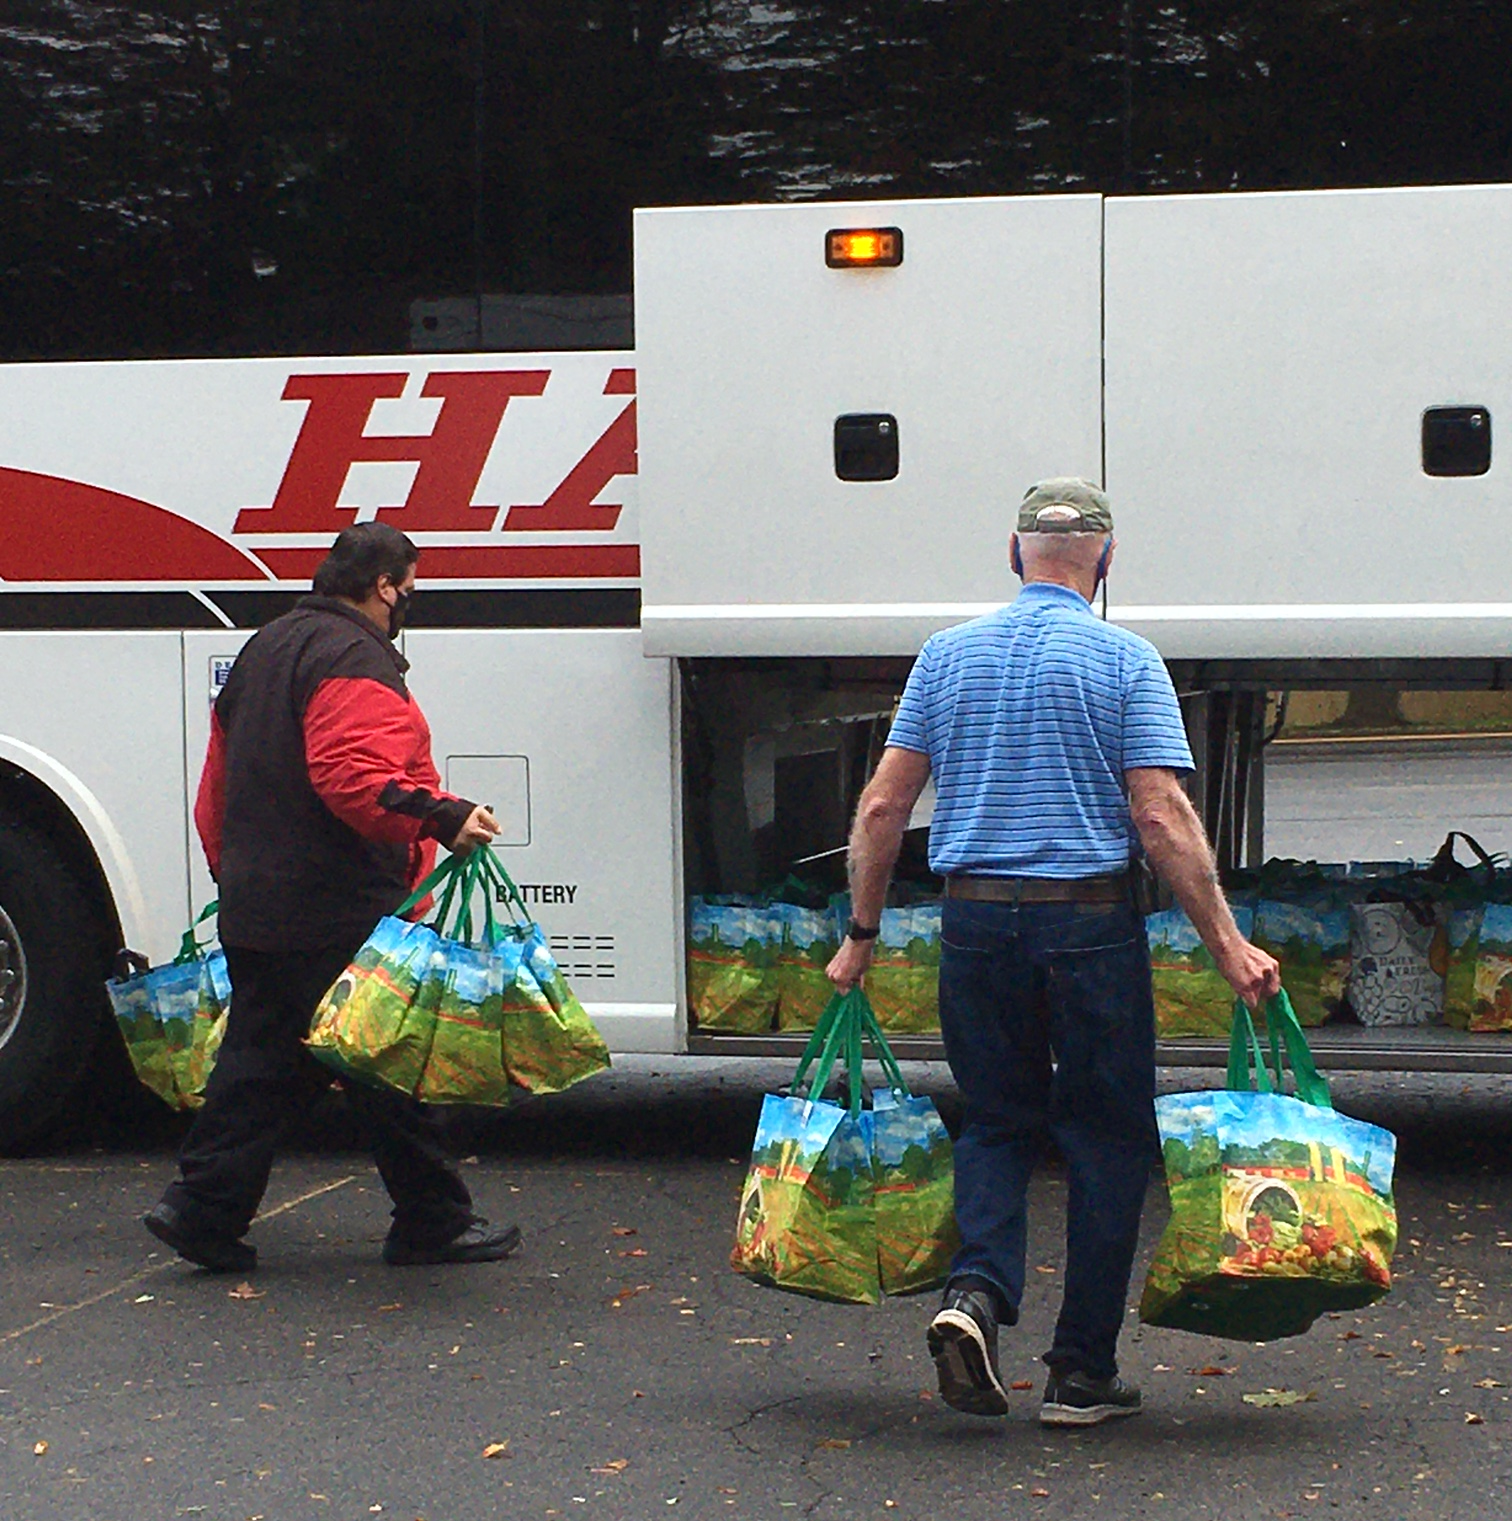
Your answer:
[1227,990,1332,1110]
[173,900,219,965]
[789,986,909,1115]
[393,848,531,944]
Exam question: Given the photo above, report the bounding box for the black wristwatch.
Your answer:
[845,918,880,942]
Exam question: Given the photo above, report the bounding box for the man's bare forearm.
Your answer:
[847,790,909,927]
[1134,786,1245,956]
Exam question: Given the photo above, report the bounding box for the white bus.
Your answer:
[4,184,1512,1146]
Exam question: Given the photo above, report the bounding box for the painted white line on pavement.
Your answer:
[0,1174,357,1349]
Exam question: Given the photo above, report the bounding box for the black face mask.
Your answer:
[387,589,413,640]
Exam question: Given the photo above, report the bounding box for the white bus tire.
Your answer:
[0,819,106,1153]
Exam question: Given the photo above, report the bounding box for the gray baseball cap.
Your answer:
[1016,477,1114,533]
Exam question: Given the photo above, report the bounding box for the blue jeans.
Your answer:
[938,897,1159,1381]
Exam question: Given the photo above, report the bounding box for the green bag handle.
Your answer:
[396,854,466,920]
[173,900,219,965]
[474,847,532,928]
[1228,990,1332,1109]
[792,991,853,1105]
[790,987,912,1116]
[1226,1002,1277,1095]
[392,849,506,946]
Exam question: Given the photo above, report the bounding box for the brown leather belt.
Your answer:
[945,872,1131,904]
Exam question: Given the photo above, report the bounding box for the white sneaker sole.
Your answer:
[926,1309,1009,1417]
[1040,1398,1141,1427]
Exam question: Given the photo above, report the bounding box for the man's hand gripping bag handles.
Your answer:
[305,848,609,1103]
[730,986,959,1305]
[106,901,230,1111]
[1140,990,1398,1342]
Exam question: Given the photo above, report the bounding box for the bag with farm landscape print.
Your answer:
[1141,990,1397,1342]
[730,986,958,1304]
[1147,903,1255,1037]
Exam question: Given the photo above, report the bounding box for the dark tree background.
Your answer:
[2,0,1509,360]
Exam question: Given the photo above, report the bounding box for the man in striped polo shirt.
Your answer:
[827,478,1279,1427]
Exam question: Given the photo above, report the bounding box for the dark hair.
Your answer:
[312,523,419,601]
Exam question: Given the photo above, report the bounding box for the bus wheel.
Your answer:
[0,820,106,1154]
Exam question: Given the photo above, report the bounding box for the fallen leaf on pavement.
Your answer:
[611,1227,638,1237]
[1010,1380,1033,1391]
[1034,1265,1056,1275]
[731,1338,772,1346]
[1242,1389,1316,1407]
[482,1442,510,1460]
[590,1460,629,1474]
[1340,1332,1362,1341]
[33,1441,47,1456]
[257,1403,276,1411]
[228,1283,264,1300]
[1030,1488,1050,1498]
[1189,1366,1236,1377]
[1475,1378,1504,1389]
[377,1303,402,1313]
[619,1248,649,1258]
[609,1285,651,1308]
[1445,1344,1472,1356]
[817,1439,851,1450]
[1466,1413,1485,1425]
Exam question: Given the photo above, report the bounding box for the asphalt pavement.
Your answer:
[4,1057,1512,1521]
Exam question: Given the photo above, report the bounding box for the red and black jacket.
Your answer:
[195,596,474,952]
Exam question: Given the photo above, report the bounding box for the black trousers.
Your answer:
[163,939,474,1245]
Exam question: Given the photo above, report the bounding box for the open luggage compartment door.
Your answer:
[633,195,1105,657]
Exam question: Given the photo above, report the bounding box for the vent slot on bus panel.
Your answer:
[549,934,616,980]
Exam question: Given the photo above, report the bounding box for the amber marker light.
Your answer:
[825,227,903,268]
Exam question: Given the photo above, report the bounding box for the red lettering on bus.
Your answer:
[234,370,549,534]
[501,371,636,533]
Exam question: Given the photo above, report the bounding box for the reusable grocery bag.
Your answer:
[306,911,445,1096]
[1346,898,1445,1027]
[1470,901,1512,1031]
[774,902,841,1032]
[730,987,958,1304]
[106,902,230,1111]
[1417,833,1503,1029]
[829,897,942,1034]
[479,851,610,1095]
[1253,892,1351,1028]
[1141,992,1397,1342]
[686,898,781,1033]
[1148,903,1255,1037]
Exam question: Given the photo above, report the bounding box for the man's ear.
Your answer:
[1009,533,1023,579]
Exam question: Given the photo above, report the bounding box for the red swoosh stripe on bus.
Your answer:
[254,545,641,579]
[0,469,273,581]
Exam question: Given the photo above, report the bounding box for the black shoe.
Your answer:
[143,1203,257,1274]
[382,1219,523,1267]
[926,1285,1009,1417]
[1040,1368,1142,1427]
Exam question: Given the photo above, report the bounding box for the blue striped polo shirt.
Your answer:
[887,582,1194,878]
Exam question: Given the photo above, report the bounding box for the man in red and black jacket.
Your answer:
[146,523,519,1274]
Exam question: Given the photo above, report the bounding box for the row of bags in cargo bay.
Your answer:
[1154,833,1512,1035]
[688,894,941,1034]
[691,835,1512,1037]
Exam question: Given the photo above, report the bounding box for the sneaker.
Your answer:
[926,1285,1010,1417]
[1040,1368,1142,1427]
[143,1202,257,1274]
[382,1219,522,1267]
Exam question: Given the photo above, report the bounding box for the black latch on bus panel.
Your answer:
[834,414,899,481]
[1422,406,1491,477]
